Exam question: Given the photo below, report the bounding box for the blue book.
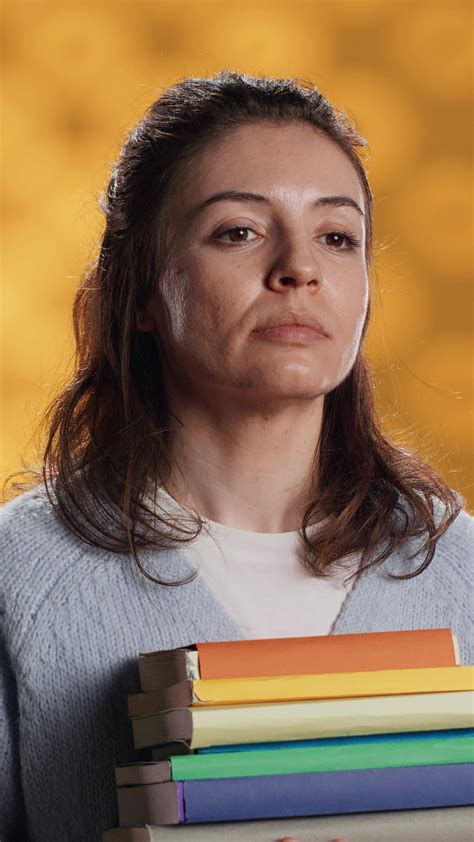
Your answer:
[117,763,474,824]
[196,727,474,754]
[183,763,474,822]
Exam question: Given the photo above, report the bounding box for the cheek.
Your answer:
[158,261,230,352]
[332,273,369,366]
[350,291,370,341]
[338,266,369,332]
[158,265,197,343]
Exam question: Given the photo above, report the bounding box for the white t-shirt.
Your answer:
[154,487,358,639]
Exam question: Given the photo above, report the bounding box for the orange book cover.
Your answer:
[196,628,459,679]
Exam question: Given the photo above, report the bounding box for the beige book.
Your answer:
[102,805,474,841]
[132,689,474,750]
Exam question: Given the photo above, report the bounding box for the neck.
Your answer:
[161,392,325,533]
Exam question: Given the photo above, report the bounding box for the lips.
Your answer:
[253,324,327,343]
[253,312,329,338]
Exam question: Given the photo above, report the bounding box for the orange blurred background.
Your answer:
[1,0,473,510]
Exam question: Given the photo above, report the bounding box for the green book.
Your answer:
[116,730,474,784]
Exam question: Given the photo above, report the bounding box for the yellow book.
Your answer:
[128,666,474,718]
[192,666,474,706]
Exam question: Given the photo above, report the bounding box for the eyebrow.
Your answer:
[189,190,365,219]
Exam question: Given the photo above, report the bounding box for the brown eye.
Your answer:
[323,231,361,251]
[229,228,249,242]
[322,231,360,250]
[326,233,346,248]
[216,226,257,244]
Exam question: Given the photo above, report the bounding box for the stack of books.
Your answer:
[103,628,474,839]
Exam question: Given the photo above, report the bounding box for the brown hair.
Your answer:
[4,70,462,585]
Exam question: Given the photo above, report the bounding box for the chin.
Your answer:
[254,379,329,402]
[269,365,333,390]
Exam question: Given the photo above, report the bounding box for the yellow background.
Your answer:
[2,0,473,510]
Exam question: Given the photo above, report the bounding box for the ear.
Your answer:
[136,310,156,332]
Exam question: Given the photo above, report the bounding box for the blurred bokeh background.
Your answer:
[1,0,473,510]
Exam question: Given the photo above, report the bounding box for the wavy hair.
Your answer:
[4,70,462,584]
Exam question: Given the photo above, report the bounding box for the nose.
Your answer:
[267,233,322,292]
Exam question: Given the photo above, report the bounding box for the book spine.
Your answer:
[128,682,193,718]
[139,652,199,692]
[189,691,474,749]
[196,628,458,679]
[117,781,180,826]
[182,763,474,822]
[191,666,474,706]
[196,727,474,754]
[170,732,474,780]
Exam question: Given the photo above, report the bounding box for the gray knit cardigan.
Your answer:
[0,485,472,842]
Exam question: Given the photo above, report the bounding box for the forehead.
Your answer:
[174,121,365,210]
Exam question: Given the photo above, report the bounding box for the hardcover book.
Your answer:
[128,665,474,718]
[137,628,460,692]
[115,763,474,826]
[131,690,474,751]
[116,729,474,783]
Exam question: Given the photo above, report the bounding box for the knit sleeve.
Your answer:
[0,630,28,841]
[0,494,29,840]
[444,507,474,665]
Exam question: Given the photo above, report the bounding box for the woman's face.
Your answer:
[139,121,369,408]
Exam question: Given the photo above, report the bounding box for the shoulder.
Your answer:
[0,482,89,548]
[434,504,473,553]
[394,493,473,584]
[0,483,110,581]
[384,495,473,661]
[0,482,55,531]
[382,490,473,592]
[337,493,473,662]
[0,485,129,658]
[0,485,224,661]
[428,503,473,615]
[430,504,473,580]
[420,504,473,617]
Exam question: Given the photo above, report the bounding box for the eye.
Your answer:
[321,230,361,251]
[215,226,258,245]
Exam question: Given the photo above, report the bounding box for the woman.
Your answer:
[1,70,472,842]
